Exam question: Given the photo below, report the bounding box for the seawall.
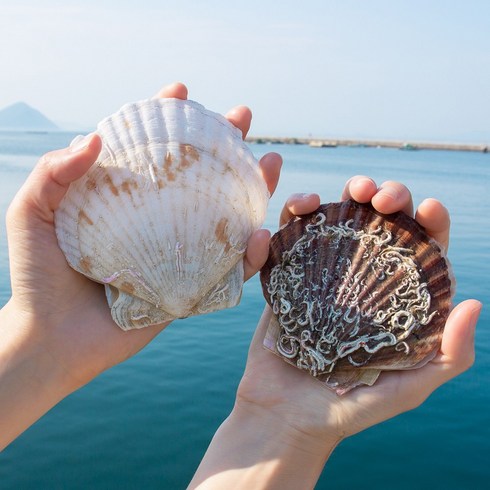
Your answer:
[246,136,489,153]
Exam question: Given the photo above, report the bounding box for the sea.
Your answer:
[0,131,489,490]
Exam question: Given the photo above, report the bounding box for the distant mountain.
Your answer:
[0,101,59,131]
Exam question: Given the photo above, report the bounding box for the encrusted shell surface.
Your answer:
[55,98,269,330]
[260,200,454,395]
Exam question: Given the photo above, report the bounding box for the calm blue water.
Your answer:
[0,131,489,489]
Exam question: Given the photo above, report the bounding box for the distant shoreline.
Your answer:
[1,129,488,153]
[246,136,489,153]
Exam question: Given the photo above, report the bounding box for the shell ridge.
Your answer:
[261,200,453,394]
[56,98,269,329]
[75,173,164,308]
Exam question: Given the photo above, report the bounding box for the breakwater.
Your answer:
[246,136,489,153]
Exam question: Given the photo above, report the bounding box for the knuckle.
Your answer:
[5,193,27,229]
[5,199,17,226]
[37,151,56,170]
[461,352,476,372]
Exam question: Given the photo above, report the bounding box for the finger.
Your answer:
[437,299,481,370]
[224,105,252,139]
[258,152,282,196]
[363,300,481,413]
[415,198,450,251]
[249,305,275,353]
[152,82,188,100]
[412,299,481,398]
[279,193,321,226]
[341,175,378,202]
[14,134,102,222]
[243,229,271,281]
[371,181,414,216]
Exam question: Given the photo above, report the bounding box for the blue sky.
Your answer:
[1,0,489,141]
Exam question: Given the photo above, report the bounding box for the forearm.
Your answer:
[0,300,71,450]
[188,403,338,490]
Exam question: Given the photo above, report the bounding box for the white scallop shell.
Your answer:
[55,98,269,330]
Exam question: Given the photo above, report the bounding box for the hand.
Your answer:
[239,176,481,443]
[186,177,481,489]
[0,82,281,449]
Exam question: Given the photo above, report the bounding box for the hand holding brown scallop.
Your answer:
[260,200,454,395]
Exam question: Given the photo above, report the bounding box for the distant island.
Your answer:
[0,101,59,131]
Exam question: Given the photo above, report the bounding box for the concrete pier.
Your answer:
[245,136,488,153]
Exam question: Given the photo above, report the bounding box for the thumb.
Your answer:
[415,299,482,395]
[437,299,481,376]
[11,133,102,224]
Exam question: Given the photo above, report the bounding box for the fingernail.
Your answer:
[354,176,375,187]
[299,193,316,200]
[69,134,92,153]
[378,187,399,201]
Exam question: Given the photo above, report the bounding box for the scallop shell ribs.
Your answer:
[260,200,454,395]
[55,98,269,330]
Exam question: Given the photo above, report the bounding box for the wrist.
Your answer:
[0,300,77,449]
[1,298,79,390]
[189,401,340,490]
[232,399,341,472]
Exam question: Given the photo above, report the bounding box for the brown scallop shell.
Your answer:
[260,200,454,395]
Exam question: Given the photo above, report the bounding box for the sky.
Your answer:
[0,0,489,142]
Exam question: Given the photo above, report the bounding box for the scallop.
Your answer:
[260,200,454,395]
[55,98,269,330]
